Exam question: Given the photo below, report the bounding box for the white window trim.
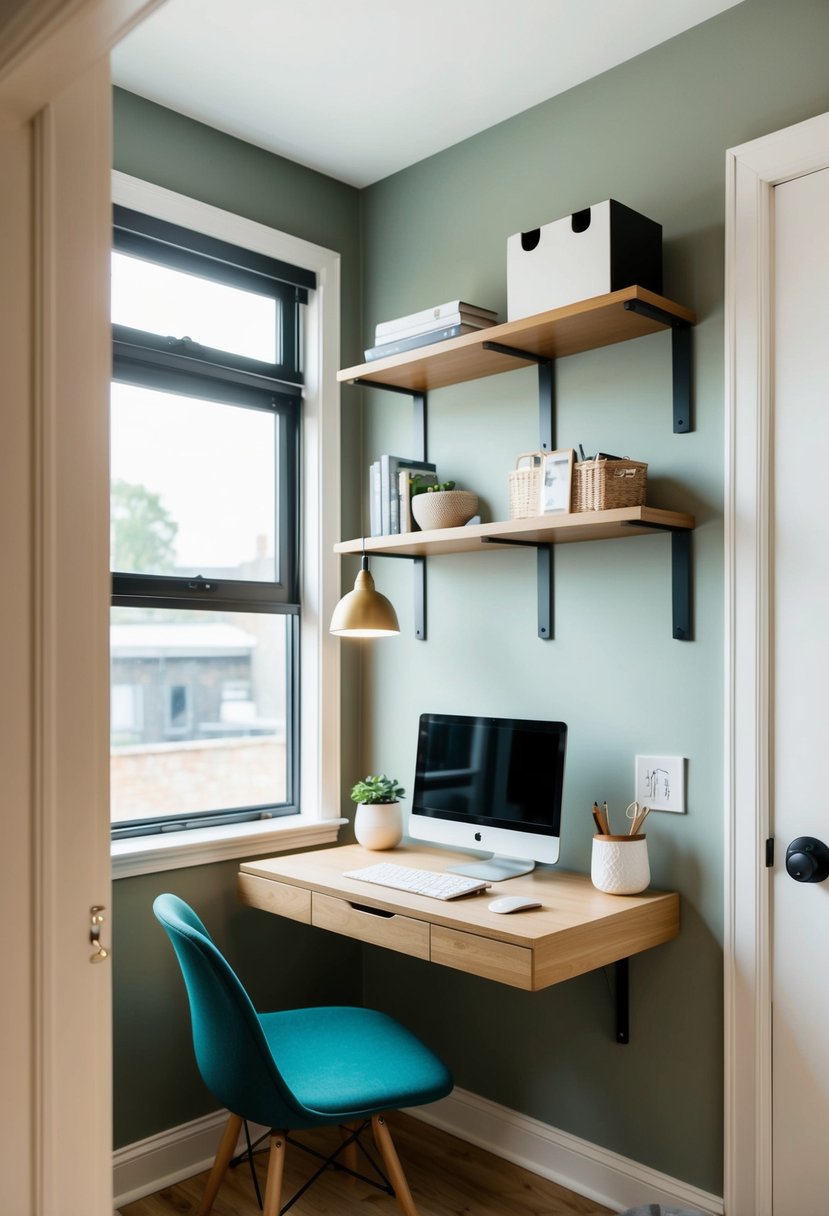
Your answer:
[110,171,343,878]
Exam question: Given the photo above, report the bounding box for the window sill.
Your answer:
[111,815,348,879]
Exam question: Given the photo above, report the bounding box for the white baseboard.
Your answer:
[410,1088,724,1215]
[114,1109,221,1207]
[114,1087,723,1215]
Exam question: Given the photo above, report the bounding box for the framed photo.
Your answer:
[538,448,574,514]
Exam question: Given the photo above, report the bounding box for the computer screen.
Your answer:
[409,713,567,881]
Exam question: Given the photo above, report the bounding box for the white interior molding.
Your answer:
[111,172,344,872]
[724,108,829,1216]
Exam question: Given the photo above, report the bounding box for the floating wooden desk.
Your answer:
[238,844,680,1043]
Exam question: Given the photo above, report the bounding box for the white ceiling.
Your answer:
[112,0,743,188]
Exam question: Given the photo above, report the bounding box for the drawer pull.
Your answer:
[349,902,394,918]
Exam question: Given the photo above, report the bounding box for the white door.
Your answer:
[770,165,829,1214]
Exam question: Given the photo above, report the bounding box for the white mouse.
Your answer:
[487,896,542,914]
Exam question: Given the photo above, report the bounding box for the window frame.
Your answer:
[110,172,344,878]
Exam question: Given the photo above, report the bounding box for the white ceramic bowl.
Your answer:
[411,489,478,530]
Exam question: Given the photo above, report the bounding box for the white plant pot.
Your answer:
[354,801,403,850]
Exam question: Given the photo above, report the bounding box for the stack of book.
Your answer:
[364,300,498,361]
[369,455,438,535]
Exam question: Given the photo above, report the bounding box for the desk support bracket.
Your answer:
[615,958,630,1044]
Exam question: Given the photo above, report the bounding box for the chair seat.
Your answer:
[260,1005,452,1121]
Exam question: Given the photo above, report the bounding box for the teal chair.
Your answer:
[153,893,452,1216]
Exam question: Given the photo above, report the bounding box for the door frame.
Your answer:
[0,3,164,1212]
[724,108,829,1216]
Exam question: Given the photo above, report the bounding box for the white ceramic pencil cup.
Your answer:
[591,834,650,895]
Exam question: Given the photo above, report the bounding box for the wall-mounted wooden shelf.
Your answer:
[338,286,696,397]
[338,286,697,640]
[335,505,694,558]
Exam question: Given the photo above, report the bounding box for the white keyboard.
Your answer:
[343,861,490,901]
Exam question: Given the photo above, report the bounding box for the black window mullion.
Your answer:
[111,572,299,613]
[114,204,316,295]
[113,346,301,410]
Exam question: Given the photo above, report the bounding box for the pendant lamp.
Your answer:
[329,553,400,638]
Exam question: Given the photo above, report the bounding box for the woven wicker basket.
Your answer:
[573,458,647,512]
[508,451,546,519]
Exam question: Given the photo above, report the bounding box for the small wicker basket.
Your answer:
[508,451,546,519]
[573,458,647,512]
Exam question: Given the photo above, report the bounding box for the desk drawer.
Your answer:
[312,893,430,960]
[431,925,534,990]
[237,873,311,924]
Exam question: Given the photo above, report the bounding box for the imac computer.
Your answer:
[409,712,567,881]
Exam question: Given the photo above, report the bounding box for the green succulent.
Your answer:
[350,774,406,804]
[410,475,456,496]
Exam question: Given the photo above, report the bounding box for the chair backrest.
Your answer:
[153,893,302,1128]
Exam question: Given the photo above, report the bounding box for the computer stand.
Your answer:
[448,855,536,881]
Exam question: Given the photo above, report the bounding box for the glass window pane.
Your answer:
[111,382,276,581]
[112,251,278,363]
[110,607,290,824]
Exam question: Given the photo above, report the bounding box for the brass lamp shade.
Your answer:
[329,556,400,638]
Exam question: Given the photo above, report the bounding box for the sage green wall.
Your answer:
[111,92,365,1148]
[357,0,829,1195]
[111,0,829,1188]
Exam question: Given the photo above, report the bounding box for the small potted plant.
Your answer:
[351,774,405,850]
[410,475,478,531]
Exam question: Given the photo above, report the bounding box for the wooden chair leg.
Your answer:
[262,1130,286,1216]
[197,1112,243,1216]
[371,1114,419,1216]
[338,1120,360,1185]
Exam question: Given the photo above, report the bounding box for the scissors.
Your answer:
[625,801,650,835]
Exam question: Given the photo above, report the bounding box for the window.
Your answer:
[110,206,316,839]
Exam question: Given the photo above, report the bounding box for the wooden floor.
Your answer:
[117,1113,613,1216]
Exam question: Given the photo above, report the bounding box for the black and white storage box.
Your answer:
[506,199,662,321]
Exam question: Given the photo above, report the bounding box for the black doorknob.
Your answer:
[786,837,829,883]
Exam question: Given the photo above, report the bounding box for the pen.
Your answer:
[603,800,611,835]
[593,801,609,835]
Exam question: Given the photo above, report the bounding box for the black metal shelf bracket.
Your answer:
[481,537,553,639]
[482,342,555,636]
[615,958,630,1044]
[482,341,555,450]
[353,379,429,636]
[622,299,693,434]
[352,378,427,460]
[624,521,692,640]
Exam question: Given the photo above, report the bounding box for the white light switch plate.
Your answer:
[634,755,685,813]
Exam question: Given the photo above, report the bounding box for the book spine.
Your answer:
[379,455,395,534]
[396,461,437,533]
[369,462,381,536]
[365,324,470,362]
[375,300,496,338]
[375,313,495,343]
[398,469,412,534]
